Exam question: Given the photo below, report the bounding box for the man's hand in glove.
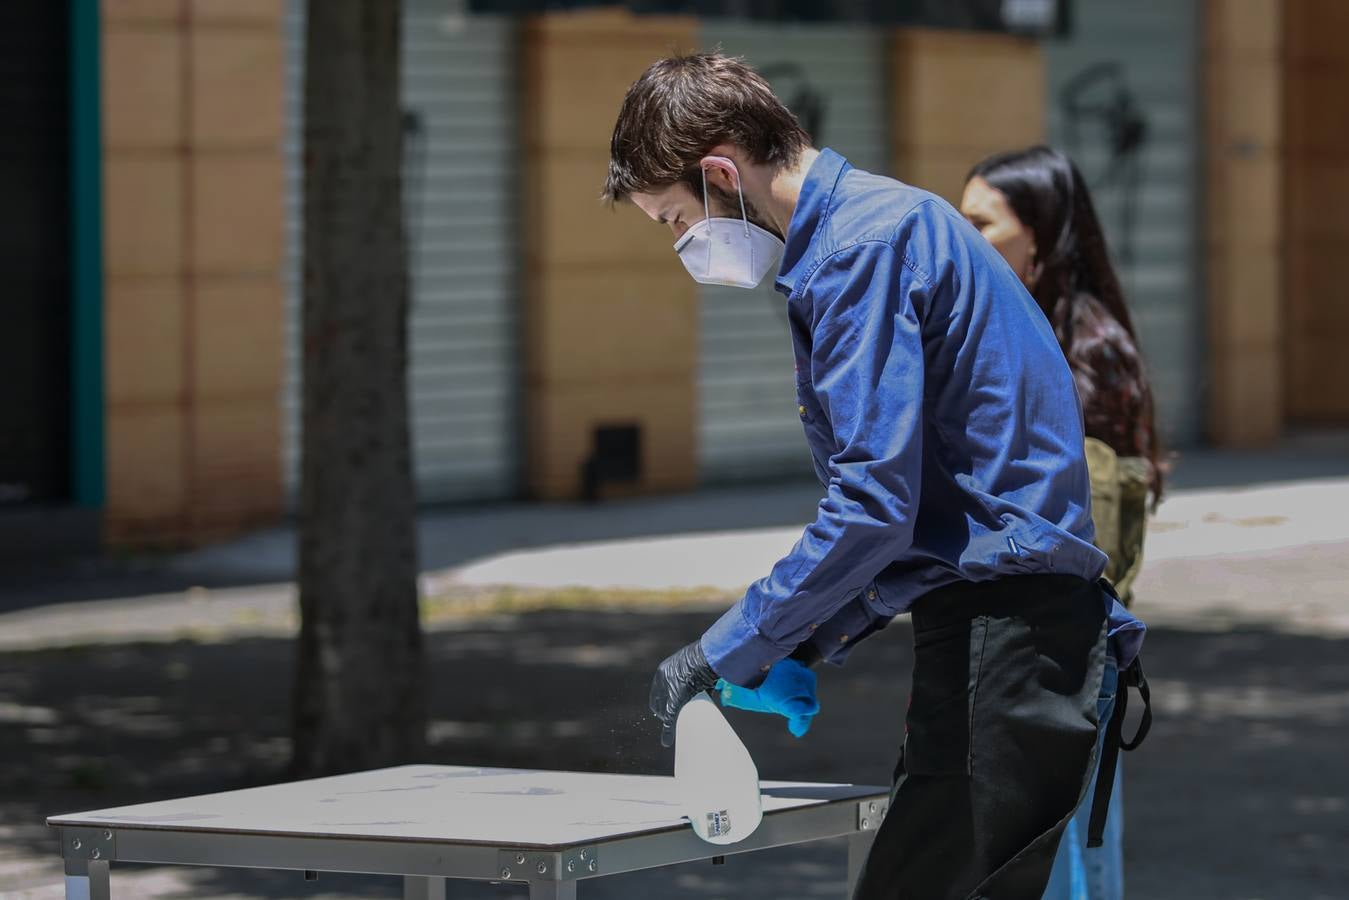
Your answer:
[649,640,720,748]
[716,658,820,738]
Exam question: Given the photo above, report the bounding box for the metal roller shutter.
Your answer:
[283,1,522,504]
[696,23,889,483]
[1046,0,1203,447]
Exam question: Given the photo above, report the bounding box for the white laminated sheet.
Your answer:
[51,765,859,848]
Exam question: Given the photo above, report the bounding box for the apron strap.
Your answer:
[1120,656,1153,751]
[1087,656,1152,848]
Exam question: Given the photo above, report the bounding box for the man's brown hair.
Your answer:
[602,53,811,205]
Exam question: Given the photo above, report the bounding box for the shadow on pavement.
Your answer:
[2,607,1347,898]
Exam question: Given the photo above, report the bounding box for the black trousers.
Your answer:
[853,574,1110,900]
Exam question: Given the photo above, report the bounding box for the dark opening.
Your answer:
[581,424,643,501]
[0,3,72,505]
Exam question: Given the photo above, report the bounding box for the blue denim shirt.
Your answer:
[701,150,1145,687]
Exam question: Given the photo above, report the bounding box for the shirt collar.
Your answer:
[775,147,850,296]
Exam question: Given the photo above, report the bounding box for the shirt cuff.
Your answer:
[700,603,789,688]
[805,589,892,666]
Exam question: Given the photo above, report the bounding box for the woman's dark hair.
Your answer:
[967,145,1165,501]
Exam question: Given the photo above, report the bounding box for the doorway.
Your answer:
[0,3,72,506]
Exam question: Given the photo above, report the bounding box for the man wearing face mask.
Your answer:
[606,54,1148,900]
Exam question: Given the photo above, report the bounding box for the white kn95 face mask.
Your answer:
[673,161,784,289]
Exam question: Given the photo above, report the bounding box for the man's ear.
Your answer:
[699,154,741,194]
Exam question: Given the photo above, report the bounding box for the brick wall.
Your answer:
[521,9,700,500]
[1204,0,1284,444]
[101,0,284,544]
[890,28,1046,205]
[1283,0,1349,423]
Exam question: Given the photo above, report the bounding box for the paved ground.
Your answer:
[4,436,1349,613]
[1,441,1347,898]
[3,473,1348,654]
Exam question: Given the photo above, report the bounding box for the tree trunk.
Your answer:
[292,0,424,776]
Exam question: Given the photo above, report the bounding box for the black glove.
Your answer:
[649,640,720,748]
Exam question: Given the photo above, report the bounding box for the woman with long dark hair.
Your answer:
[962,145,1164,900]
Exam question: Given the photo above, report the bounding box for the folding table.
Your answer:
[49,764,890,899]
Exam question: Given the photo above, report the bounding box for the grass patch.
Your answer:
[421,584,736,622]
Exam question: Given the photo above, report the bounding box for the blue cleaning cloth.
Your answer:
[716,658,820,738]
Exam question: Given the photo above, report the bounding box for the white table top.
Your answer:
[49,765,884,848]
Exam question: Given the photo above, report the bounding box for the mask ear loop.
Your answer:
[700,166,713,276]
[700,165,712,224]
[724,162,752,273]
[734,172,750,238]
[703,162,751,238]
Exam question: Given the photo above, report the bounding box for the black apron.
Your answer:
[852,574,1150,900]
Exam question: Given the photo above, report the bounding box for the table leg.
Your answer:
[64,860,110,900]
[403,875,447,900]
[528,881,577,900]
[845,831,875,898]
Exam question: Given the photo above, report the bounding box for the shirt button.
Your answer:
[867,590,877,600]
[809,623,819,631]
[798,405,807,417]
[761,665,772,672]
[839,634,849,643]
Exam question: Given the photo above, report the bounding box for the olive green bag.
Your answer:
[1084,437,1151,606]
